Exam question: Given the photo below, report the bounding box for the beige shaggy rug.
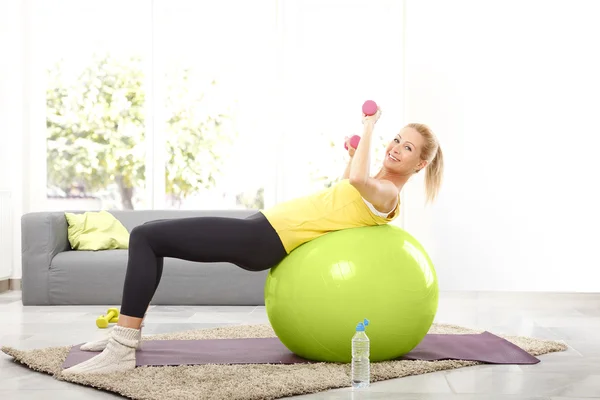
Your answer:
[2,323,567,400]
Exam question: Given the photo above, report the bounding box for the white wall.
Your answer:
[0,0,20,191]
[402,0,600,292]
[4,0,600,290]
[0,0,25,280]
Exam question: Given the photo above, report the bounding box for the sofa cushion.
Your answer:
[49,250,129,304]
[48,249,269,305]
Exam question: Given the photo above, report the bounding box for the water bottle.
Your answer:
[351,318,370,389]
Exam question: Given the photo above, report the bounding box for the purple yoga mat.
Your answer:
[62,331,539,369]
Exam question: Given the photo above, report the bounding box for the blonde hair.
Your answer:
[406,123,444,203]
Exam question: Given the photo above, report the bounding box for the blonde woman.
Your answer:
[63,107,444,375]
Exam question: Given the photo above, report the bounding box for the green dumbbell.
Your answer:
[96,308,120,329]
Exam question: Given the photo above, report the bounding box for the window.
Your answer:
[30,0,403,211]
[35,0,151,210]
[154,0,278,210]
[277,0,405,200]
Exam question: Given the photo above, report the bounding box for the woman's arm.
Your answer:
[342,156,354,179]
[342,136,356,179]
[348,122,375,184]
[348,110,399,212]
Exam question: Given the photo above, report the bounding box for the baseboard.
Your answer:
[0,279,21,293]
[9,279,21,291]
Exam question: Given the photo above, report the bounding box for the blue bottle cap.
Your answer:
[356,318,370,331]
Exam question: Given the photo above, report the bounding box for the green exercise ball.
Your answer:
[264,224,439,363]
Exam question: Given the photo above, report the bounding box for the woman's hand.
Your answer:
[362,106,382,126]
[344,136,357,157]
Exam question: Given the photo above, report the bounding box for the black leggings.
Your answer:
[120,212,287,318]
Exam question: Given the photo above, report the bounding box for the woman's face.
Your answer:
[383,127,427,174]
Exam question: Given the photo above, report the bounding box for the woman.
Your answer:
[63,108,443,375]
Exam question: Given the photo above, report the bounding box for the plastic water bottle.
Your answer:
[351,318,370,389]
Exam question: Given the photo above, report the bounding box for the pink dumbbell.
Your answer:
[344,134,361,150]
[362,100,378,116]
[343,101,376,150]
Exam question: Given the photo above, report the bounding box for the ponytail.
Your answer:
[424,145,443,203]
[406,123,444,203]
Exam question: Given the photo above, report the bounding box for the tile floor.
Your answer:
[1,290,599,399]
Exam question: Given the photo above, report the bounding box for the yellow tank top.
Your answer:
[260,179,401,253]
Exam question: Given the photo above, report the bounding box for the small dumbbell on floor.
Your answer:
[96,308,120,328]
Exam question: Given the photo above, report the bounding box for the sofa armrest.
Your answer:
[21,212,71,305]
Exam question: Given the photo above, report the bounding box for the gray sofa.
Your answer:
[21,209,270,306]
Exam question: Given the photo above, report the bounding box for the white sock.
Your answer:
[81,320,144,352]
[62,326,140,375]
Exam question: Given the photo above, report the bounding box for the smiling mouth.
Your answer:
[388,153,400,162]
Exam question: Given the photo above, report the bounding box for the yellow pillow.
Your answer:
[65,211,130,250]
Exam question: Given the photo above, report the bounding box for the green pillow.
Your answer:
[65,211,130,250]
